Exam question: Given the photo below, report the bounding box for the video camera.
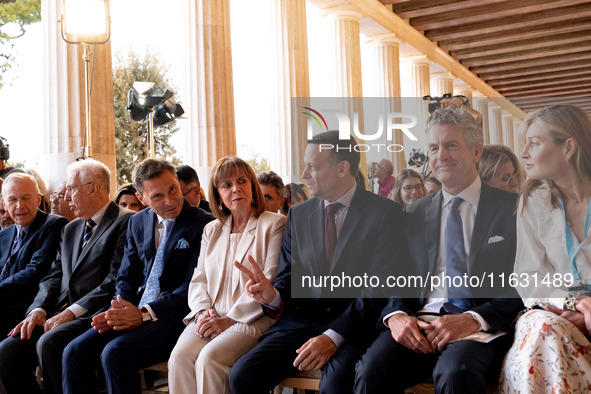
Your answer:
[423,93,470,114]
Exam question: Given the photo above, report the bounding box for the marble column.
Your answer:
[270,0,310,182]
[368,34,405,176]
[453,82,472,101]
[430,71,454,98]
[41,0,116,193]
[401,55,431,158]
[513,119,524,156]
[183,0,236,182]
[488,104,503,145]
[501,111,515,150]
[472,95,489,145]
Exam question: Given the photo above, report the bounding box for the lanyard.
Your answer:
[559,197,591,282]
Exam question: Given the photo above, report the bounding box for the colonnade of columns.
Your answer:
[40,0,523,191]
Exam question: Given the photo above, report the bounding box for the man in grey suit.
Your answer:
[0,159,134,394]
[355,107,523,393]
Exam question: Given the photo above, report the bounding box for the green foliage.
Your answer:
[113,50,181,186]
[238,144,270,175]
[0,0,41,89]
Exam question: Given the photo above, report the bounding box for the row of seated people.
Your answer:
[0,104,589,394]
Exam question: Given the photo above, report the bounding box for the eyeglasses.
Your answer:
[183,186,197,197]
[402,184,423,192]
[65,182,92,195]
[50,193,66,201]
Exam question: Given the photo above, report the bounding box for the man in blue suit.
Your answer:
[354,107,523,393]
[0,173,68,336]
[231,131,408,394]
[63,158,214,394]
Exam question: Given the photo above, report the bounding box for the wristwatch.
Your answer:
[141,307,152,322]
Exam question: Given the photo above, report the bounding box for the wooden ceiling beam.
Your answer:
[439,18,591,51]
[496,75,591,92]
[392,0,504,19]
[347,0,526,118]
[505,88,591,98]
[500,82,591,96]
[425,3,591,41]
[470,52,591,74]
[486,67,591,87]
[411,0,580,32]
[461,42,591,67]
[451,30,591,60]
[510,97,591,106]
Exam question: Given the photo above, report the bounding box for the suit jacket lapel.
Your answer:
[232,216,256,298]
[13,210,47,270]
[308,199,326,276]
[71,219,85,270]
[0,226,16,272]
[157,201,192,272]
[469,184,496,270]
[330,188,364,273]
[425,191,442,273]
[143,209,158,273]
[74,202,118,272]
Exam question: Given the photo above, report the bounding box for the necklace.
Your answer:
[232,220,247,233]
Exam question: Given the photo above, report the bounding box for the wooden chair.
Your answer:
[275,370,321,392]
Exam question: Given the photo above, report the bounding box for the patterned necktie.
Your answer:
[82,219,97,248]
[0,229,25,282]
[139,219,173,306]
[444,196,472,312]
[325,203,344,268]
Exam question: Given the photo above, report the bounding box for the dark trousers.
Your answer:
[0,318,89,394]
[354,329,512,394]
[62,318,184,394]
[229,327,369,394]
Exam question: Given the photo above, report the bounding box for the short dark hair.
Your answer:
[132,158,176,195]
[176,164,200,187]
[306,130,360,177]
[256,170,284,198]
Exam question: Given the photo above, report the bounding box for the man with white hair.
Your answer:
[0,159,134,394]
[0,173,68,337]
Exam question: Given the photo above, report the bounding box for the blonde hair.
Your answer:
[208,157,266,220]
[520,105,591,212]
[478,145,522,189]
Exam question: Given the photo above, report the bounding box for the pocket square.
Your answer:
[175,238,190,249]
[488,235,505,244]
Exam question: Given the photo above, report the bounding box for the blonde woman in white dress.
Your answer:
[500,105,591,393]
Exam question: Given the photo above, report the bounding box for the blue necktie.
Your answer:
[82,219,96,248]
[444,196,472,312]
[0,229,25,282]
[139,219,173,306]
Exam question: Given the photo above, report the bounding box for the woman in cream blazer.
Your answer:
[168,157,285,394]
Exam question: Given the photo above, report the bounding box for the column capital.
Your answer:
[366,33,402,46]
[401,54,430,66]
[430,71,454,81]
[472,90,486,98]
[322,6,362,20]
[453,82,472,97]
[489,103,502,111]
[501,109,513,118]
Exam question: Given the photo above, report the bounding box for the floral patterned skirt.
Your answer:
[499,310,591,393]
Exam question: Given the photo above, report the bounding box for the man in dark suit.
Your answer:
[0,173,68,337]
[231,131,407,394]
[63,158,214,394]
[0,159,133,394]
[354,107,523,393]
[177,164,211,212]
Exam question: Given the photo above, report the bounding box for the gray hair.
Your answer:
[3,173,40,194]
[426,106,483,149]
[67,159,111,193]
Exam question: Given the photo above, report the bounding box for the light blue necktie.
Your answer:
[444,197,472,312]
[139,219,173,306]
[0,229,25,282]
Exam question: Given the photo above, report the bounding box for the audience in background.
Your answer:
[423,176,441,195]
[0,198,14,229]
[256,170,285,214]
[177,164,211,213]
[478,144,521,193]
[168,157,285,394]
[373,159,396,197]
[387,169,426,208]
[114,183,145,212]
[50,183,77,221]
[280,183,308,215]
[25,169,51,213]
